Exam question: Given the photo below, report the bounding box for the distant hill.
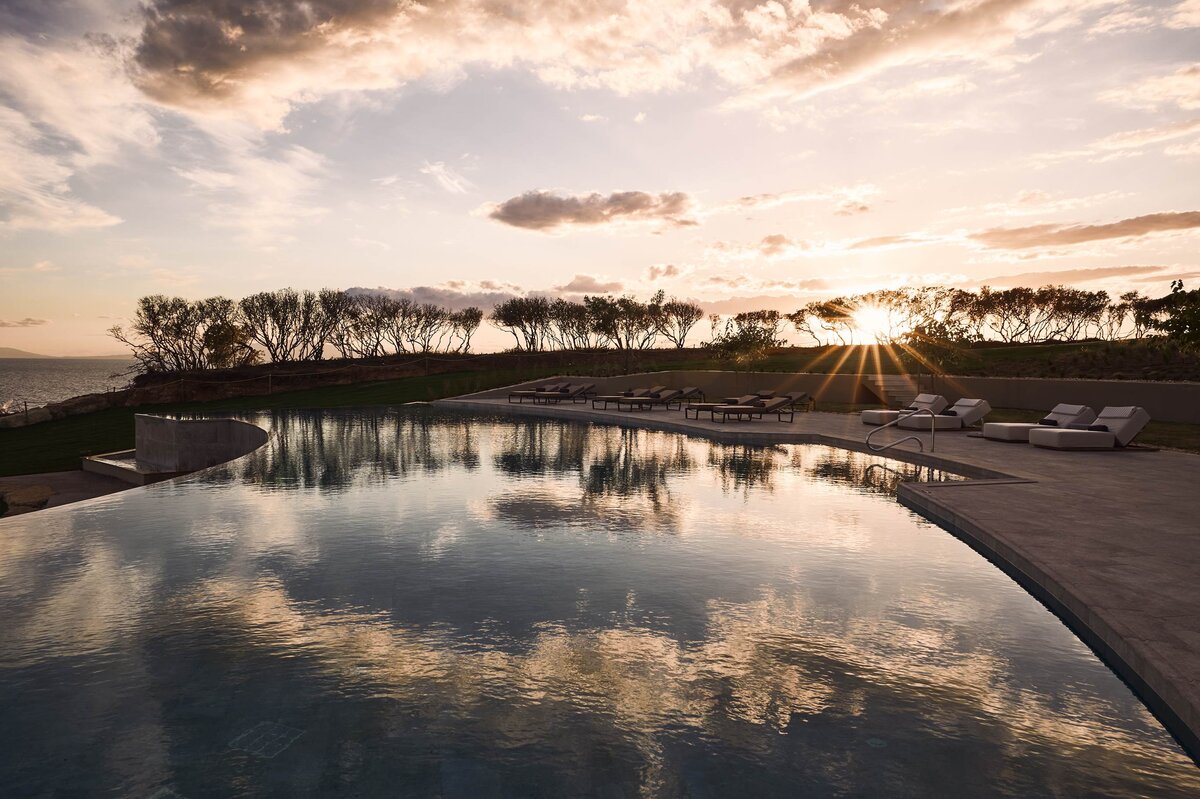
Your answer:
[0,347,129,360]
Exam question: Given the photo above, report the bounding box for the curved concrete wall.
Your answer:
[135,414,269,472]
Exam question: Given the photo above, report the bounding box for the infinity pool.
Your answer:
[0,408,1196,797]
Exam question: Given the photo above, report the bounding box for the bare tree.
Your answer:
[110,295,258,373]
[657,297,704,348]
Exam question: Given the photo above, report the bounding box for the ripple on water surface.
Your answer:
[0,408,1196,797]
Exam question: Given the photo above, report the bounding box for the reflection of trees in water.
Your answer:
[492,419,590,476]
[226,410,957,501]
[707,444,787,495]
[492,423,696,505]
[489,423,697,531]
[581,427,695,507]
[234,410,481,491]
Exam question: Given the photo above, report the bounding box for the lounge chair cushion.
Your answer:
[898,413,964,431]
[1029,405,1149,449]
[1028,428,1117,450]
[982,404,1095,443]
[861,409,901,425]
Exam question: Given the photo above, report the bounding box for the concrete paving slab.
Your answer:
[434,396,1200,759]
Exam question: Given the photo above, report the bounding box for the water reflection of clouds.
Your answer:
[0,409,1196,796]
[155,575,1198,797]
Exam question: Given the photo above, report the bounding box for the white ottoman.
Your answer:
[981,422,1038,442]
[861,409,901,426]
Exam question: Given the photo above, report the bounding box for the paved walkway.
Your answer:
[435,395,1200,759]
[0,470,131,516]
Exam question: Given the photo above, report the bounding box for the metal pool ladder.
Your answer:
[866,408,936,453]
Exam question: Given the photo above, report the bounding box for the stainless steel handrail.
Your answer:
[866,408,936,453]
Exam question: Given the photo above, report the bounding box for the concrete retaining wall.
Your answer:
[135,414,269,472]
[466,371,1200,423]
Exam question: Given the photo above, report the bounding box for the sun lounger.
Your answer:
[861,394,948,426]
[781,391,815,411]
[591,385,666,409]
[677,386,705,405]
[1028,406,1150,450]
[982,404,1097,442]
[532,383,595,404]
[686,395,758,420]
[615,389,683,411]
[508,382,568,403]
[712,396,795,423]
[897,398,990,430]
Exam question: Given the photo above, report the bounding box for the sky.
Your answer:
[0,0,1198,355]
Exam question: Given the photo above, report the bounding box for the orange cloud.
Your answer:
[970,211,1200,249]
[487,190,696,232]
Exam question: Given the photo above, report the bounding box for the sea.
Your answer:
[0,358,135,412]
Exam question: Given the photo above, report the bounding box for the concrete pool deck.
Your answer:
[434,395,1200,759]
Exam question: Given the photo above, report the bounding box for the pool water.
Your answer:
[0,408,1196,797]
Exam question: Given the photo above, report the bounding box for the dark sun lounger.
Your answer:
[711,396,795,423]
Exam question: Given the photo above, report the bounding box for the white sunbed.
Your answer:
[897,398,991,430]
[981,404,1097,443]
[861,393,948,426]
[1028,406,1151,451]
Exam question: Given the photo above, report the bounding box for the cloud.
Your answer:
[849,234,940,250]
[976,265,1169,287]
[420,161,473,194]
[1132,269,1200,283]
[578,114,607,123]
[1029,118,1200,167]
[173,131,328,248]
[970,211,1200,249]
[1089,6,1159,36]
[646,263,682,281]
[1099,63,1200,111]
[486,190,696,232]
[732,0,1115,111]
[1166,138,1200,158]
[347,283,520,311]
[701,293,827,315]
[633,111,646,123]
[553,274,623,294]
[714,183,878,218]
[1168,0,1200,29]
[0,36,156,232]
[123,0,1127,131]
[0,317,50,328]
[758,234,809,258]
[0,260,60,276]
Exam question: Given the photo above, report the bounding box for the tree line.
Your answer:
[489,292,704,352]
[110,289,484,373]
[111,281,1196,374]
[787,285,1184,346]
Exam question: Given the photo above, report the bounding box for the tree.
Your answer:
[490,297,551,351]
[1150,280,1200,348]
[110,295,258,373]
[239,288,306,362]
[585,295,658,350]
[706,310,784,367]
[546,298,595,350]
[448,307,483,353]
[657,297,704,348]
